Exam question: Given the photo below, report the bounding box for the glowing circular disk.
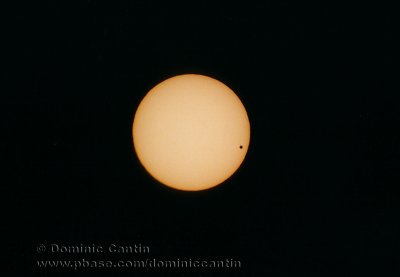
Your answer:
[132,74,250,191]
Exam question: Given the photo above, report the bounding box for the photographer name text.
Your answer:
[38,243,150,254]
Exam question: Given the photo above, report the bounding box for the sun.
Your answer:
[132,74,250,191]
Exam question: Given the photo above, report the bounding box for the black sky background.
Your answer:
[3,0,399,276]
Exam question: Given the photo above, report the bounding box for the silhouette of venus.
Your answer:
[132,74,250,191]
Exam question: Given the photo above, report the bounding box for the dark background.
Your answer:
[3,0,399,276]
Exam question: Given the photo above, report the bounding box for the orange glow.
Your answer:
[132,74,250,191]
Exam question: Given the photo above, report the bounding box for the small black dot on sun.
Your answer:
[239,145,243,149]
